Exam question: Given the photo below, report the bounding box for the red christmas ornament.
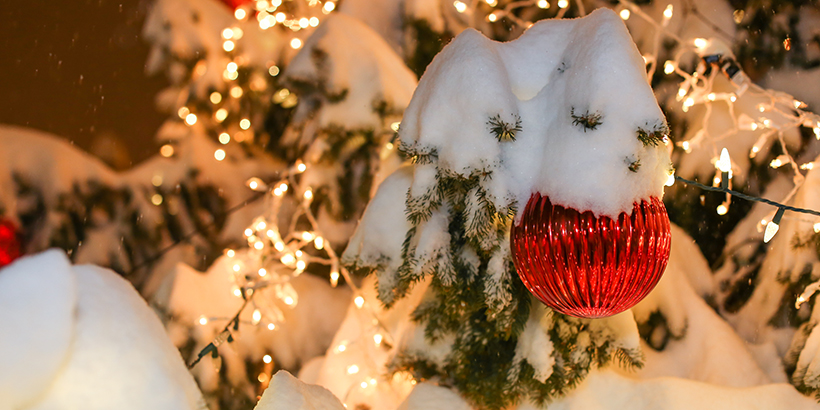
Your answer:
[511,194,671,318]
[218,0,254,10]
[0,218,22,269]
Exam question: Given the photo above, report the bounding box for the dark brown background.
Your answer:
[0,0,168,168]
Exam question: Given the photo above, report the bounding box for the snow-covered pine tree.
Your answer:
[278,13,417,236]
[0,126,256,288]
[343,10,676,408]
[713,162,820,397]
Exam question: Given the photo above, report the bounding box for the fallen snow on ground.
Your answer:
[0,250,205,410]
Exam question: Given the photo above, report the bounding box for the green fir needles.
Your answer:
[636,122,670,147]
[488,114,522,141]
[570,108,603,131]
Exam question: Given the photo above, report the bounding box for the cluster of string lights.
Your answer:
[184,159,402,403]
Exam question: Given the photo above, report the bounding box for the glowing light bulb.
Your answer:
[323,2,335,12]
[764,208,785,243]
[693,38,708,49]
[223,40,235,52]
[235,8,247,19]
[274,242,285,251]
[330,270,339,287]
[227,62,238,73]
[214,149,226,161]
[281,253,296,265]
[813,223,820,233]
[488,12,497,22]
[284,296,295,305]
[234,288,242,297]
[151,194,163,205]
[152,174,163,187]
[619,9,630,20]
[160,144,174,157]
[663,4,673,19]
[557,0,568,7]
[716,204,728,215]
[263,354,272,364]
[230,86,243,98]
[254,241,264,250]
[178,106,190,118]
[304,190,313,200]
[537,0,549,8]
[279,183,289,192]
[347,365,360,374]
[665,172,675,186]
[453,0,467,12]
[227,249,236,257]
[215,108,228,122]
[296,260,307,270]
[258,268,267,277]
[233,264,241,272]
[290,38,302,49]
[314,236,324,250]
[297,162,307,173]
[198,316,208,325]
[373,334,383,346]
[361,382,368,389]
[663,61,675,75]
[309,17,319,27]
[354,296,364,308]
[268,323,276,330]
[717,148,731,173]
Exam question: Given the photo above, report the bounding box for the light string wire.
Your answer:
[675,175,820,218]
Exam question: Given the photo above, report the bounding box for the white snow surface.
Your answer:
[254,370,345,410]
[398,9,671,218]
[399,374,818,410]
[0,250,205,410]
[285,13,418,131]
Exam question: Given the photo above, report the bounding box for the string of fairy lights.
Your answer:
[150,0,820,405]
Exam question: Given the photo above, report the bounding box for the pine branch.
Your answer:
[570,108,603,131]
[487,114,522,141]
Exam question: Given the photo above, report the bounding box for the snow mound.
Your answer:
[0,250,76,409]
[398,8,671,218]
[398,383,473,410]
[254,370,345,410]
[0,250,204,410]
[398,371,819,410]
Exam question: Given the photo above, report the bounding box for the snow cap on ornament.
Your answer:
[398,9,672,318]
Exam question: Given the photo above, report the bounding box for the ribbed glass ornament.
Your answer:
[510,194,671,318]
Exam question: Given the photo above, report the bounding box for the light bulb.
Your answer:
[764,208,785,243]
[717,148,731,173]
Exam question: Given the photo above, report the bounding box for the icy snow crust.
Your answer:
[399,9,671,218]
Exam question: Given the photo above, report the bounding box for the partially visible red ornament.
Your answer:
[511,194,671,318]
[0,218,22,269]
[218,0,254,10]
